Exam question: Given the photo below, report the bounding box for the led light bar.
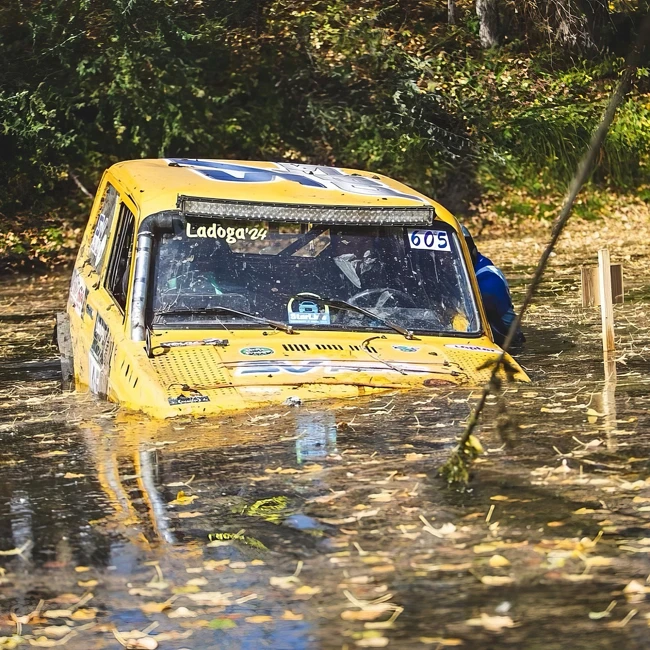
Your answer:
[177,196,436,226]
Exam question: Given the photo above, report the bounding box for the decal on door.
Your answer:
[68,269,88,319]
[89,314,114,398]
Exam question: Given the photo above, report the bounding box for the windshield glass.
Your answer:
[148,218,480,335]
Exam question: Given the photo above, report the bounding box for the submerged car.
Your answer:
[57,159,528,418]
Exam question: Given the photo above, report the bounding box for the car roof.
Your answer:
[106,159,457,226]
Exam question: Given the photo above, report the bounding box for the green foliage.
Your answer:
[0,0,648,268]
[234,496,290,524]
[439,433,484,487]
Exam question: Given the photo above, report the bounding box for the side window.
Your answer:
[105,204,136,312]
[88,183,119,272]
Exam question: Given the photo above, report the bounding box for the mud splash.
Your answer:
[0,217,649,649]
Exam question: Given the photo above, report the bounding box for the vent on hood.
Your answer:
[349,344,377,354]
[282,343,311,352]
[315,344,344,351]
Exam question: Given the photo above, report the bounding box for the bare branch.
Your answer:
[68,168,94,200]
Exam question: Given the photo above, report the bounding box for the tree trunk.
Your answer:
[448,0,457,25]
[476,0,499,48]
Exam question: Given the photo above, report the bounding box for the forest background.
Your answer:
[0,0,648,271]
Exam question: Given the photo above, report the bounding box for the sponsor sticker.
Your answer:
[445,344,498,353]
[234,359,431,376]
[240,346,275,356]
[186,221,268,242]
[407,229,451,252]
[68,269,88,319]
[88,314,114,398]
[287,296,331,325]
[169,395,210,405]
[392,345,419,353]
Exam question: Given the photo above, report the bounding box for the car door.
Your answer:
[69,177,137,398]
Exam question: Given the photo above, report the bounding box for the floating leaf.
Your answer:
[245,615,273,624]
[466,613,518,632]
[419,638,464,646]
[37,627,72,639]
[368,491,394,502]
[355,635,389,648]
[168,491,198,507]
[480,576,514,586]
[294,585,321,596]
[168,607,198,619]
[43,610,72,619]
[140,601,172,615]
[69,608,96,620]
[270,575,300,589]
[186,592,232,607]
[208,618,237,630]
[123,638,158,650]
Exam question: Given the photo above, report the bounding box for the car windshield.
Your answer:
[148,218,480,335]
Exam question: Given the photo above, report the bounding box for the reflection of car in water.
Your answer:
[58,159,529,418]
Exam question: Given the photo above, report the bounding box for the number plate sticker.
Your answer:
[408,229,451,251]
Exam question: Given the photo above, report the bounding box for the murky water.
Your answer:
[1,221,649,649]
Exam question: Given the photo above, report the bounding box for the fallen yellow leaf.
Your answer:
[480,576,514,586]
[245,615,273,624]
[168,490,198,506]
[294,585,321,596]
[70,608,97,621]
[466,613,517,632]
[419,638,464,647]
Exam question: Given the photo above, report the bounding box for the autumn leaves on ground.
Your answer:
[0,212,648,648]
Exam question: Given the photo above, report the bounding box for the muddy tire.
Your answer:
[56,312,74,391]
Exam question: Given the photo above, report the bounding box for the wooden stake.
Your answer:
[598,248,615,353]
[581,266,599,307]
[581,263,624,307]
[610,263,624,304]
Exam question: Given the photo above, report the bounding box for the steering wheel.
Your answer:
[347,288,417,310]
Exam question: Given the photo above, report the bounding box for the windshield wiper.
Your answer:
[153,306,295,334]
[295,294,414,340]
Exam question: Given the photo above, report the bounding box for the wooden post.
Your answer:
[582,263,623,307]
[610,263,624,303]
[598,248,615,353]
[581,266,599,307]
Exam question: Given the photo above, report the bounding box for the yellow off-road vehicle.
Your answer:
[57,159,527,418]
